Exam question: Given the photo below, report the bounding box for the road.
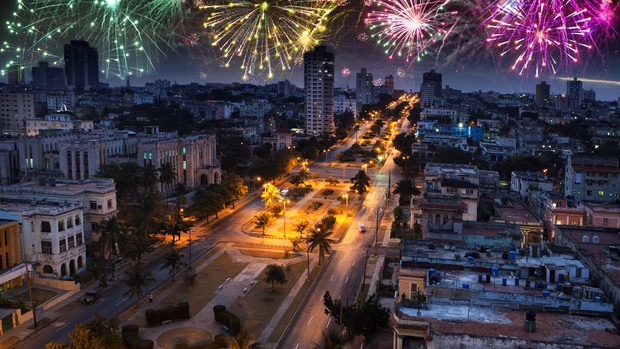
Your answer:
[279,122,403,349]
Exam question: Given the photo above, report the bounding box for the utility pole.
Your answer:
[375,208,380,256]
[189,229,194,269]
[25,264,37,328]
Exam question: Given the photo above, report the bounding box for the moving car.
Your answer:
[358,224,366,233]
[81,288,100,304]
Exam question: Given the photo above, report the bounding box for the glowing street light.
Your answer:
[342,194,349,218]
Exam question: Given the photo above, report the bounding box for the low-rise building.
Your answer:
[564,154,620,203]
[510,171,554,199]
[0,220,25,291]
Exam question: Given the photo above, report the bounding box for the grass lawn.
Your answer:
[239,249,292,259]
[267,263,321,344]
[158,251,248,316]
[13,288,58,306]
[228,260,307,340]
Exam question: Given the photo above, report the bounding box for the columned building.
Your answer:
[304,46,335,136]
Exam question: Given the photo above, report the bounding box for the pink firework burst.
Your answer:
[585,0,620,42]
[485,0,596,77]
[365,0,459,62]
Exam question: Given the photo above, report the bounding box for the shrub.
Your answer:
[145,302,190,326]
[213,305,241,333]
[122,325,154,349]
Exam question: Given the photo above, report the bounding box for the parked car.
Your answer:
[81,288,100,304]
[358,224,366,233]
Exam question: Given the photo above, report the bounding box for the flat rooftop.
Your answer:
[494,200,542,225]
[396,304,620,347]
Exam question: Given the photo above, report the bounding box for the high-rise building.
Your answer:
[356,68,374,109]
[420,69,442,107]
[535,81,550,105]
[583,89,596,102]
[32,62,66,91]
[0,92,35,135]
[380,74,395,97]
[304,46,335,136]
[7,64,25,86]
[566,77,583,104]
[64,40,99,91]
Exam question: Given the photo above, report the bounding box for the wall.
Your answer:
[429,334,587,349]
[33,275,80,292]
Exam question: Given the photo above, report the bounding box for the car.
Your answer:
[81,288,100,304]
[358,224,366,233]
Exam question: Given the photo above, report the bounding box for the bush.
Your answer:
[122,325,154,349]
[145,302,190,326]
[327,207,342,215]
[213,305,241,333]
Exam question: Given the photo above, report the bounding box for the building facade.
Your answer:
[304,46,335,136]
[64,40,99,91]
[564,155,620,203]
[356,68,374,109]
[0,92,35,135]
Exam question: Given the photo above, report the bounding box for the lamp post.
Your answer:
[281,200,289,239]
[342,194,349,218]
[189,229,194,269]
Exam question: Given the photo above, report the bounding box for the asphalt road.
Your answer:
[279,122,402,349]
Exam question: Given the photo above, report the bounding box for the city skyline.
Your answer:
[0,1,619,100]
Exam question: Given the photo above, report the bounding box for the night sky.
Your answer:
[1,1,619,101]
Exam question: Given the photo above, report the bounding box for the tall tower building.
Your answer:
[64,40,99,91]
[566,77,583,104]
[420,69,442,107]
[32,62,66,91]
[356,68,374,109]
[304,46,335,136]
[535,81,550,105]
[7,64,25,86]
[381,74,395,97]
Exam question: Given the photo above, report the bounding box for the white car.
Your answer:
[358,224,366,233]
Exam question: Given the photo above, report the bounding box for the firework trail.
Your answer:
[364,0,459,63]
[484,0,597,78]
[200,0,340,80]
[3,0,185,80]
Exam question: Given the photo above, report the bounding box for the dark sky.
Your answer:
[1,1,619,101]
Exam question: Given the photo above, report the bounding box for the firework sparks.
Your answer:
[200,1,340,80]
[364,0,459,62]
[484,0,596,77]
[4,0,183,80]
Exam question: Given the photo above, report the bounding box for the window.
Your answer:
[41,221,51,233]
[466,189,474,195]
[446,188,457,194]
[58,220,65,231]
[107,199,113,209]
[603,218,609,227]
[41,241,52,254]
[67,217,73,228]
[68,236,75,248]
[90,201,97,209]
[59,239,67,253]
[75,215,81,225]
[598,191,604,197]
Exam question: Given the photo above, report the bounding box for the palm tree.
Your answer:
[160,248,187,281]
[140,164,159,193]
[253,212,272,236]
[261,183,281,209]
[297,167,310,184]
[307,223,335,265]
[290,237,302,252]
[99,216,126,259]
[350,170,371,195]
[294,220,309,239]
[123,265,156,307]
[158,162,177,192]
[312,330,345,349]
[393,178,420,206]
[227,330,252,349]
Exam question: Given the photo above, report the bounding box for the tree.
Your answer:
[158,162,177,192]
[293,220,310,239]
[290,237,303,252]
[161,248,187,281]
[253,212,272,236]
[323,292,390,339]
[123,265,156,307]
[264,264,288,289]
[222,173,248,208]
[98,216,126,260]
[312,330,345,349]
[350,170,371,195]
[227,330,252,349]
[261,183,281,209]
[190,189,225,222]
[393,179,420,206]
[307,224,335,265]
[125,231,152,265]
[46,314,122,349]
[140,164,159,193]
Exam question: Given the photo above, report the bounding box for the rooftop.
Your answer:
[493,200,542,225]
[395,303,620,348]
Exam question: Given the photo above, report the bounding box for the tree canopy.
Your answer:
[264,264,288,289]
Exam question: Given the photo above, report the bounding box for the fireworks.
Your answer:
[484,0,596,77]
[4,0,183,80]
[341,67,351,77]
[364,0,458,62]
[200,0,340,80]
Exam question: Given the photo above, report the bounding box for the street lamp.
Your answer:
[362,164,367,173]
[342,194,349,218]
[281,199,290,239]
[189,229,194,269]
